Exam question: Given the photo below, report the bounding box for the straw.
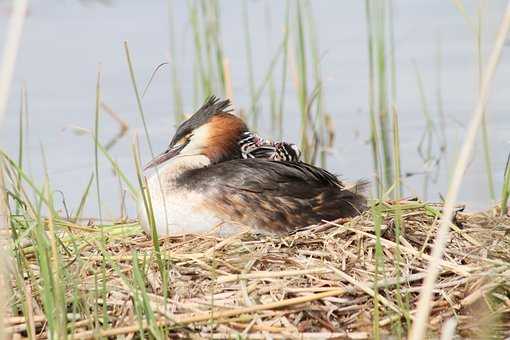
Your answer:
[5,195,510,338]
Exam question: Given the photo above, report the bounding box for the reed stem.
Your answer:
[501,153,510,215]
[410,3,510,338]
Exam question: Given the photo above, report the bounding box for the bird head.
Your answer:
[144,96,248,170]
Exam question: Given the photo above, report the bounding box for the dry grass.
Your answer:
[6,200,510,339]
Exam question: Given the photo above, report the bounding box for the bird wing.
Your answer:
[178,159,367,233]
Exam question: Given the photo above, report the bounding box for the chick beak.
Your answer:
[143,143,186,170]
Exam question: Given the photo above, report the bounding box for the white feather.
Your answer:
[138,153,245,236]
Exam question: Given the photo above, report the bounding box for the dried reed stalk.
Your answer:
[71,288,346,339]
[410,2,510,339]
[0,0,28,126]
[0,160,9,340]
[0,162,8,234]
[6,196,510,338]
[0,2,28,338]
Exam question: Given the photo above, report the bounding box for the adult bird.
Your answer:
[139,96,366,236]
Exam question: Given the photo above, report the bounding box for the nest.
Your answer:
[7,200,510,339]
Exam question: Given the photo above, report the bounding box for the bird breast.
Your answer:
[139,165,241,236]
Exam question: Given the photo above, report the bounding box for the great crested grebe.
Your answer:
[239,131,302,162]
[139,96,367,236]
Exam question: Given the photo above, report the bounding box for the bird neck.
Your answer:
[153,154,211,181]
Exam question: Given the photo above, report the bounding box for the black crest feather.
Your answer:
[169,96,233,147]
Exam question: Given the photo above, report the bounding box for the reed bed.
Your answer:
[5,200,510,339]
[2,1,510,339]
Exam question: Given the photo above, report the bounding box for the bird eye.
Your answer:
[175,134,192,147]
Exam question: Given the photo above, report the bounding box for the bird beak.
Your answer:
[143,143,186,170]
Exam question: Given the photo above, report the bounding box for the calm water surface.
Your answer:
[1,1,509,218]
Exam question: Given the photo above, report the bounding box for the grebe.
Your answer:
[239,131,301,162]
[139,96,366,236]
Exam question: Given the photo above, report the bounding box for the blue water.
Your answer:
[1,0,509,219]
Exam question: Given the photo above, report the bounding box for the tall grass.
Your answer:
[475,1,496,201]
[392,108,401,200]
[365,3,406,335]
[0,0,28,126]
[410,3,510,338]
[188,1,226,106]
[184,0,326,165]
[452,0,496,202]
[1,1,333,336]
[0,1,28,338]
[413,62,435,200]
[94,68,103,223]
[167,0,184,122]
[290,0,327,164]
[371,202,384,340]
[2,2,510,339]
[264,4,278,137]
[435,35,448,170]
[0,161,8,339]
[124,42,155,156]
[1,33,167,338]
[501,153,510,215]
[16,86,26,199]
[132,136,168,302]
[304,1,326,166]
[4,146,150,338]
[368,1,392,192]
[365,0,399,198]
[294,1,309,161]
[277,2,291,139]
[242,0,258,127]
[365,0,383,197]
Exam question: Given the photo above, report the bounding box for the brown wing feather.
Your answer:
[178,159,367,234]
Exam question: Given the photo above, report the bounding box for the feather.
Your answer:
[177,158,367,234]
[239,131,301,162]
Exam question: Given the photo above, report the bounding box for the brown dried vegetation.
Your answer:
[6,201,510,339]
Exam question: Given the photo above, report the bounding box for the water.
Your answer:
[1,0,509,219]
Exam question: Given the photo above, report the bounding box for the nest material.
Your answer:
[7,201,510,339]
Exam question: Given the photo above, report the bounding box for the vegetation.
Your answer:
[1,1,509,339]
